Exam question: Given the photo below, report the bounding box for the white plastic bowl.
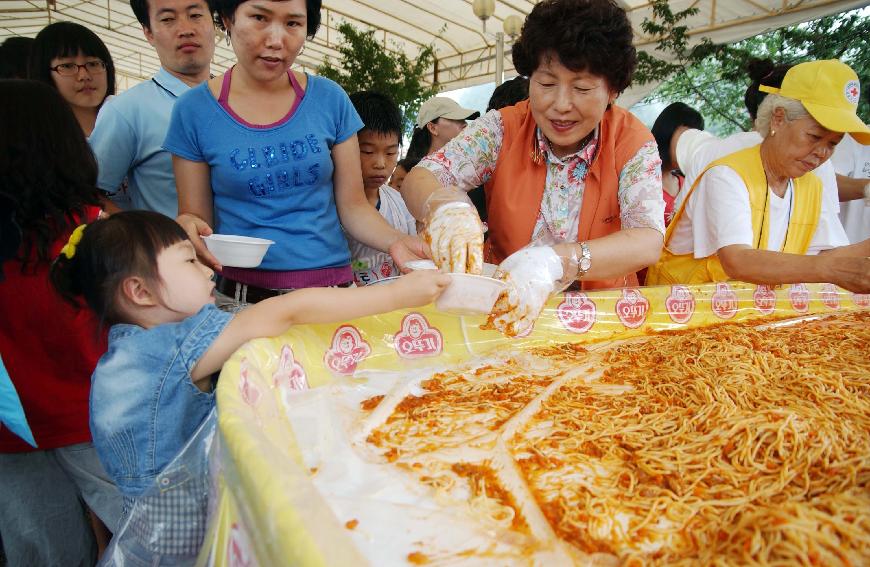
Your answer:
[436,273,507,315]
[203,234,274,268]
[367,276,401,286]
[405,259,438,271]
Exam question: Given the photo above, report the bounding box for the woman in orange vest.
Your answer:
[402,0,665,336]
[646,60,870,293]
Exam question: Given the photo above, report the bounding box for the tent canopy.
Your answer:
[1,0,866,94]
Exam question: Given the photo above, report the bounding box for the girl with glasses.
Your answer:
[28,22,116,136]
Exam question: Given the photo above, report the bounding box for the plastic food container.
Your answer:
[405,259,438,271]
[203,235,274,268]
[367,276,401,286]
[436,273,507,315]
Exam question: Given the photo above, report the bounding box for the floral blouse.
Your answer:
[418,109,665,242]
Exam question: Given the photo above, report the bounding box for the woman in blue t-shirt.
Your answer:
[164,0,426,309]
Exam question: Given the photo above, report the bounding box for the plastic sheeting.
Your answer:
[204,282,869,566]
[100,410,217,567]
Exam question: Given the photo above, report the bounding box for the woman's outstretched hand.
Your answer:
[389,234,430,273]
[176,213,221,271]
[483,246,565,337]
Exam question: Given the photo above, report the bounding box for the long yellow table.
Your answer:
[201,282,869,566]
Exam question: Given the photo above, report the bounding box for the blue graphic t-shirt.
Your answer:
[163,75,363,271]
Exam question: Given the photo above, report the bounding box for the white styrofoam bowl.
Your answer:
[203,234,274,268]
[435,273,507,315]
[405,259,438,271]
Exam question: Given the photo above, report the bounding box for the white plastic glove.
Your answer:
[863,182,870,206]
[422,188,484,274]
[484,246,565,337]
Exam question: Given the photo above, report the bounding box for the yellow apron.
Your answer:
[646,144,822,286]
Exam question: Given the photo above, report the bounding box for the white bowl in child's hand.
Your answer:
[202,234,274,268]
[435,273,507,316]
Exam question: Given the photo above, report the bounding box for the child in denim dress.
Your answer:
[51,210,450,565]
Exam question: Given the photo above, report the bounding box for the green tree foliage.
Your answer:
[318,22,440,135]
[637,0,870,135]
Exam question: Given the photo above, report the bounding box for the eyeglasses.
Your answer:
[50,60,106,76]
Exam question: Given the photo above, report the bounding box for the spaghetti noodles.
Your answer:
[363,311,870,565]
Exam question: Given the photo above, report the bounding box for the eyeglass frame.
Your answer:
[49,60,107,77]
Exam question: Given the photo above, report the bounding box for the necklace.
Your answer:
[756,180,794,251]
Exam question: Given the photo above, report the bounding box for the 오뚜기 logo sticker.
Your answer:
[272,344,308,392]
[394,313,443,359]
[665,285,695,324]
[789,283,810,313]
[711,282,738,319]
[819,283,840,310]
[753,284,777,315]
[557,292,597,334]
[615,288,650,329]
[324,326,372,375]
[238,358,261,407]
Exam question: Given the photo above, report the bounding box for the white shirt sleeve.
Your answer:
[807,179,850,254]
[830,135,859,176]
[813,160,841,214]
[671,166,755,258]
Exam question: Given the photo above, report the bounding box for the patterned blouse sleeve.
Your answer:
[417,109,505,192]
[617,141,666,235]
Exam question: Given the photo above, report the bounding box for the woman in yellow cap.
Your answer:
[647,59,870,293]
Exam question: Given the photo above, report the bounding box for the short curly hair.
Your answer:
[212,0,321,39]
[512,0,636,94]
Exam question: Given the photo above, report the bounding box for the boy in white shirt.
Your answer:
[347,91,417,285]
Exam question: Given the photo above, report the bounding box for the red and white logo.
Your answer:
[845,80,860,105]
[818,283,840,310]
[238,358,261,407]
[853,293,870,308]
[227,522,253,567]
[324,326,371,375]
[665,285,695,324]
[753,284,777,315]
[272,344,308,392]
[380,260,393,279]
[615,288,650,329]
[711,282,738,319]
[556,292,597,334]
[394,313,443,358]
[789,283,810,313]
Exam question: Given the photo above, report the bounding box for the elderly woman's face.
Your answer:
[528,55,615,158]
[772,111,843,178]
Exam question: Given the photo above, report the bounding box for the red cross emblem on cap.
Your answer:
[850,86,859,98]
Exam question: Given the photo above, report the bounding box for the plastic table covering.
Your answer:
[200,282,870,566]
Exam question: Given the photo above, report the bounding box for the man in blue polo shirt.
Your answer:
[89,0,215,218]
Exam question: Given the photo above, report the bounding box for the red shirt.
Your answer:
[0,207,106,452]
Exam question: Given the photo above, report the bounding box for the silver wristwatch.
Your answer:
[577,241,592,279]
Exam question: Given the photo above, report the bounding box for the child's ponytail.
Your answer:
[49,211,190,326]
[49,223,89,309]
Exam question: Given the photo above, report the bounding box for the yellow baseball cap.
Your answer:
[759,59,870,145]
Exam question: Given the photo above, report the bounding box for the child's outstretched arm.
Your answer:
[191,270,451,380]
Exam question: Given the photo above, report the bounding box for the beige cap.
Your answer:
[415,97,480,129]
